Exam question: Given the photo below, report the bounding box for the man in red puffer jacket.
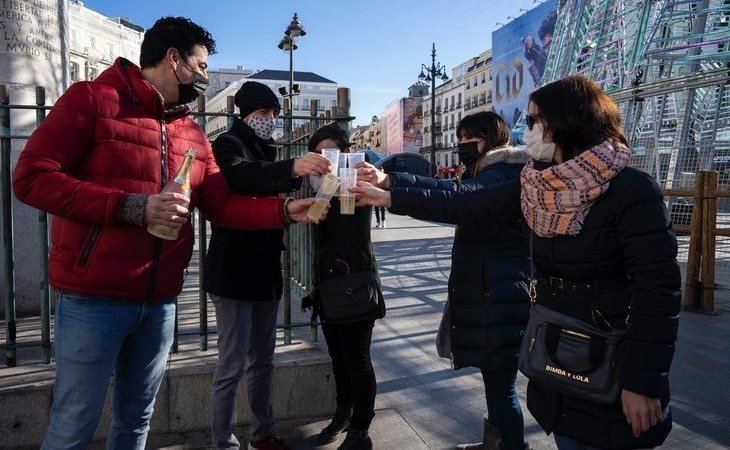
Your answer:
[12,17,319,450]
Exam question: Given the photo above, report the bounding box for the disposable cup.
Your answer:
[348,152,365,167]
[307,173,340,221]
[339,168,357,215]
[322,148,340,175]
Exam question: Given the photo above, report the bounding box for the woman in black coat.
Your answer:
[307,123,385,450]
[352,75,681,450]
[359,112,531,450]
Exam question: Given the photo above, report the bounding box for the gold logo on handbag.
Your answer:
[545,365,591,383]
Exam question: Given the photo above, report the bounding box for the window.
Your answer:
[88,67,98,81]
[473,95,478,106]
[70,61,79,82]
[466,80,471,89]
[331,99,337,109]
[318,99,325,111]
[473,76,477,86]
[302,98,311,109]
[457,93,462,104]
[481,73,486,84]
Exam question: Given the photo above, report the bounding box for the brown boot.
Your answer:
[455,417,500,450]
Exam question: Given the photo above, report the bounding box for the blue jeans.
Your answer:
[42,292,175,450]
[554,434,602,450]
[481,366,524,450]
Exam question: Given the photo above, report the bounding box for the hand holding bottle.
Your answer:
[145,192,190,230]
[147,149,196,240]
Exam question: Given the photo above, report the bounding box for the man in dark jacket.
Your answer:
[205,81,330,450]
[12,18,318,450]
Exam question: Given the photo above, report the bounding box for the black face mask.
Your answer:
[174,62,209,105]
[457,140,484,167]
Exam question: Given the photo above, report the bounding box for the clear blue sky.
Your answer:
[86,0,543,127]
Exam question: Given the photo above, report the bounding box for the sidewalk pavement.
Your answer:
[2,214,728,449]
[151,214,729,449]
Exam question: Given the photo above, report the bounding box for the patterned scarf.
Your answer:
[520,138,631,238]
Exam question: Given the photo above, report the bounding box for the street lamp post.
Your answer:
[418,43,449,175]
[277,13,305,346]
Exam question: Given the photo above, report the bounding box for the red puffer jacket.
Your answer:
[13,58,286,302]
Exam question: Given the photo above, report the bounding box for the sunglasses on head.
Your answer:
[525,114,541,131]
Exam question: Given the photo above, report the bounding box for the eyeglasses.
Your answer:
[525,114,541,131]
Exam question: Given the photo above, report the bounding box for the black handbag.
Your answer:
[518,234,626,404]
[318,270,380,321]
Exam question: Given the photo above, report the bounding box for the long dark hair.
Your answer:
[529,75,627,160]
[457,111,511,176]
[457,111,510,149]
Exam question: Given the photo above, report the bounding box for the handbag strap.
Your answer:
[529,233,537,305]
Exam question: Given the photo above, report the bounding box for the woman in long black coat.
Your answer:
[359,111,531,450]
[352,75,681,450]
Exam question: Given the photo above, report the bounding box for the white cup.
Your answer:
[322,148,340,175]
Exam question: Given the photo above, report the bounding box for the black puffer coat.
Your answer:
[390,147,530,371]
[204,119,301,301]
[389,166,681,449]
[315,198,385,324]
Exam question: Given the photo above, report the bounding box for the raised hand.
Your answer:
[287,198,330,223]
[349,181,392,208]
[293,152,332,177]
[354,161,389,188]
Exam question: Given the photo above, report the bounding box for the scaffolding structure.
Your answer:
[543,0,729,188]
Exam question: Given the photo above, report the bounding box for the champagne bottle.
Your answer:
[147,149,196,240]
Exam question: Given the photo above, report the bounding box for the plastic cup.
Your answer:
[322,148,340,175]
[339,168,357,215]
[307,173,340,221]
[348,152,365,167]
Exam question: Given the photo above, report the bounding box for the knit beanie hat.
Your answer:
[234,81,281,119]
[308,123,353,152]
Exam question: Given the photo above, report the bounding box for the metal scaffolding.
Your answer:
[543,0,729,188]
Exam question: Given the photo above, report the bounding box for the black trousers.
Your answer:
[321,320,376,430]
[375,207,386,222]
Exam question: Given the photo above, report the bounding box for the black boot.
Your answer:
[337,428,372,450]
[318,405,353,444]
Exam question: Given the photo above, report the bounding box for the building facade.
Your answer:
[463,49,493,115]
[67,0,145,83]
[206,66,255,99]
[204,70,338,141]
[379,82,427,155]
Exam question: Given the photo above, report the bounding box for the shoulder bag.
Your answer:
[518,234,626,404]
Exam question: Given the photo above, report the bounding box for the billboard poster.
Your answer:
[402,97,423,154]
[491,0,558,129]
[383,100,403,154]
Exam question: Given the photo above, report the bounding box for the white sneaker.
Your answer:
[381,221,386,229]
[375,222,381,228]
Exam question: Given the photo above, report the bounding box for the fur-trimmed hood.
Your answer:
[475,146,529,172]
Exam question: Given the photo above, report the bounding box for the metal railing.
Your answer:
[0,84,353,366]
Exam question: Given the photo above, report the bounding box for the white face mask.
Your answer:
[245,115,277,140]
[308,174,322,193]
[523,122,556,162]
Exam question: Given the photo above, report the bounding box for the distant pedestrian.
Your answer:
[374,206,386,228]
